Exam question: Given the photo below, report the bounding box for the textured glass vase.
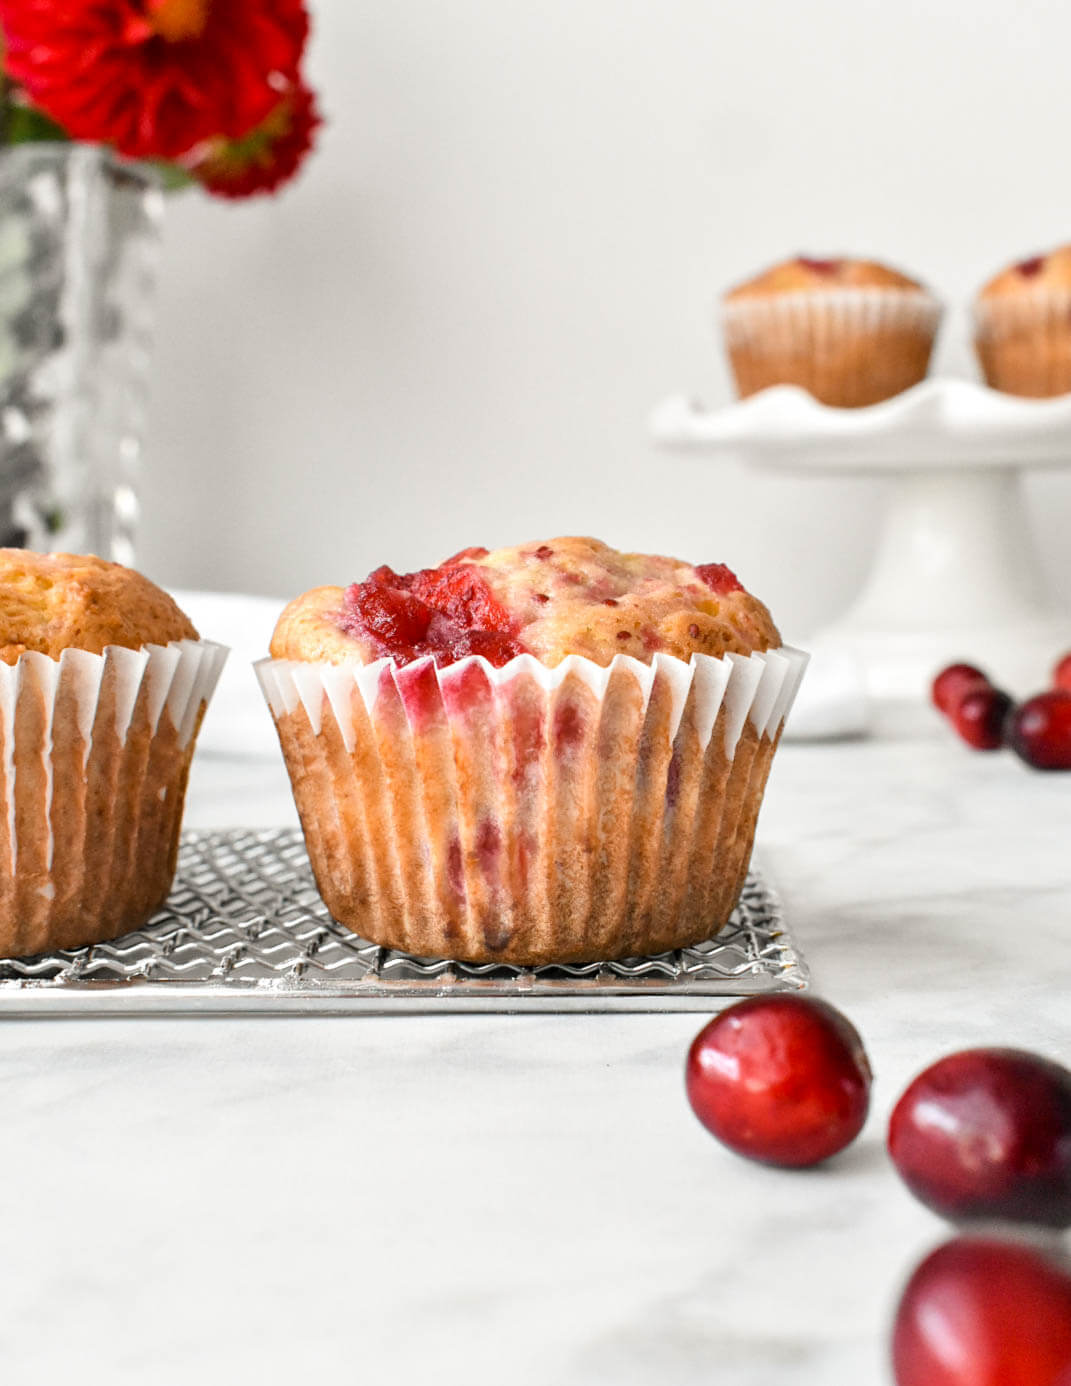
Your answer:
[0,144,163,564]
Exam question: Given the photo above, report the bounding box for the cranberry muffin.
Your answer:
[260,537,806,965]
[721,255,941,407]
[974,245,1071,397]
[0,551,227,957]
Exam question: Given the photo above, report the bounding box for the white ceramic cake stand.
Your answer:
[650,379,1071,736]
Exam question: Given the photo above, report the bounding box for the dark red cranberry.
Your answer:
[797,256,841,275]
[685,995,872,1168]
[616,630,631,641]
[451,628,525,667]
[889,1048,1071,1228]
[1053,652,1071,693]
[532,545,554,559]
[951,686,1012,750]
[342,582,430,648]
[695,562,743,596]
[342,559,524,667]
[1016,254,1046,278]
[533,592,550,604]
[892,1237,1071,1386]
[931,663,989,716]
[1007,690,1071,769]
[688,622,700,638]
[602,597,619,607]
[364,563,408,589]
[410,565,514,635]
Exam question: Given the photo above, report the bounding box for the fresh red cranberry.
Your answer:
[695,563,743,596]
[685,995,872,1168]
[951,686,1012,750]
[1007,690,1071,769]
[888,1048,1071,1228]
[1016,254,1046,278]
[797,256,841,275]
[892,1237,1071,1386]
[931,663,990,716]
[1053,652,1071,693]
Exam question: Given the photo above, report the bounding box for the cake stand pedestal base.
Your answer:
[812,466,1069,735]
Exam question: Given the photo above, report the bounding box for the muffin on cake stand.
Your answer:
[651,378,1071,737]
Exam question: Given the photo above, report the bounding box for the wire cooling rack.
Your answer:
[0,828,808,1015]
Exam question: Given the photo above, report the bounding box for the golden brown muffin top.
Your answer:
[725,255,926,301]
[0,550,197,665]
[271,536,781,669]
[978,244,1071,298]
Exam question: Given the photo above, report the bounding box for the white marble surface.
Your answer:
[4,720,1070,1383]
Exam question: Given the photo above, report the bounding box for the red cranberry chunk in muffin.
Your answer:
[269,537,780,668]
[340,562,525,668]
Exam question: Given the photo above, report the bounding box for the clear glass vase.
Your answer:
[0,143,163,564]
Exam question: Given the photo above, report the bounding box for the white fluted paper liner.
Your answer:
[973,288,1071,340]
[721,289,941,407]
[257,645,807,965]
[722,289,940,341]
[0,639,227,958]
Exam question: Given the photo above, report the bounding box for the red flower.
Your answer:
[189,82,320,198]
[0,0,310,160]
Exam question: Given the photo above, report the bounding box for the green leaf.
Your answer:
[142,158,195,193]
[0,92,194,192]
[4,104,68,145]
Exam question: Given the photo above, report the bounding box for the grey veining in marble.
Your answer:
[2,731,1068,1384]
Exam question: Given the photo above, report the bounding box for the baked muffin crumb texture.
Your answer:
[0,550,197,665]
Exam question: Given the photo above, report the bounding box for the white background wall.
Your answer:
[140,0,1071,644]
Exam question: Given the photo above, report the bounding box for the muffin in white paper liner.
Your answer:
[0,639,227,958]
[257,645,807,965]
[721,288,941,407]
[974,289,1071,398]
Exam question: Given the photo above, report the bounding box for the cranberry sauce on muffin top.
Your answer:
[270,537,780,669]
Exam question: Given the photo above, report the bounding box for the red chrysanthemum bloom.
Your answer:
[0,0,310,160]
[189,82,320,198]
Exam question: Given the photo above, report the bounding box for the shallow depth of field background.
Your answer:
[141,0,1071,643]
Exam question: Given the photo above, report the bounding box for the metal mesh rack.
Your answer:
[0,828,808,1014]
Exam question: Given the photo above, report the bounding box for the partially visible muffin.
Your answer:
[721,254,941,407]
[0,549,196,663]
[261,537,805,966]
[974,244,1071,397]
[0,551,225,959]
[270,536,781,669]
